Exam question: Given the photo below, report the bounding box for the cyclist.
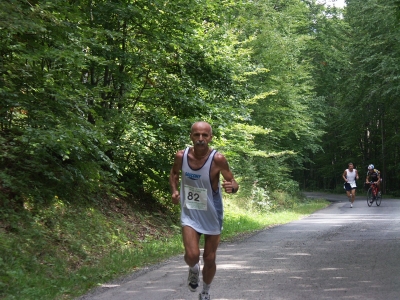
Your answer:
[366,164,381,202]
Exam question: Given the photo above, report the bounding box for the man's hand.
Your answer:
[171,191,180,205]
[222,180,237,194]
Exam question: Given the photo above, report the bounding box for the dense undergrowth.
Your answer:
[0,192,328,300]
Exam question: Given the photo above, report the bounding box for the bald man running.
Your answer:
[169,121,239,300]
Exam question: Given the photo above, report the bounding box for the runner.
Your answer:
[169,121,239,300]
[342,162,359,208]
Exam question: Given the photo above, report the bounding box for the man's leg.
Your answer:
[351,189,356,203]
[182,226,201,267]
[377,182,381,194]
[202,234,220,284]
[346,190,351,202]
[182,226,201,292]
[373,183,379,197]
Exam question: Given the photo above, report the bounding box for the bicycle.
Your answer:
[367,182,382,207]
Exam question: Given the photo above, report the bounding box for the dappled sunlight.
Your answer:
[100,284,120,288]
[211,209,398,299]
[218,263,252,270]
[251,270,277,274]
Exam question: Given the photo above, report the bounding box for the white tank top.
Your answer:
[346,169,357,188]
[180,147,223,235]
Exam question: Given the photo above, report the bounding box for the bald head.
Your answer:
[190,121,213,147]
[191,121,212,135]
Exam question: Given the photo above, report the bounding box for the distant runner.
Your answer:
[342,162,359,208]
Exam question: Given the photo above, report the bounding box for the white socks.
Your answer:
[190,263,200,273]
[202,282,211,294]
[189,263,211,294]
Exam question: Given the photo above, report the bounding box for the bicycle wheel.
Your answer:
[367,187,373,207]
[376,192,382,206]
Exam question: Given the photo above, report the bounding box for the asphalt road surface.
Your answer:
[77,192,400,300]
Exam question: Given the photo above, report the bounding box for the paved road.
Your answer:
[78,192,400,300]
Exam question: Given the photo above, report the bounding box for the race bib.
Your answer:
[184,184,208,210]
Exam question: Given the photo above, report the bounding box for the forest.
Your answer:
[2,0,400,207]
[2,0,400,298]
[2,0,400,210]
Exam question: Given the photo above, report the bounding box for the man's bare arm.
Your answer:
[342,170,347,182]
[215,153,239,193]
[169,151,184,204]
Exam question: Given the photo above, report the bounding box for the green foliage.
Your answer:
[0,0,118,205]
[223,0,326,192]
[0,197,179,299]
[343,0,400,191]
[236,182,310,213]
[0,0,332,207]
[299,0,400,192]
[291,1,351,189]
[5,0,399,298]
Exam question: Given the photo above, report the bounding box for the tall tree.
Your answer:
[295,1,351,189]
[227,0,326,193]
[0,0,248,206]
[344,0,400,192]
[300,0,400,194]
[0,0,115,205]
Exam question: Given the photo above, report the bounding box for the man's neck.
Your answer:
[192,147,210,159]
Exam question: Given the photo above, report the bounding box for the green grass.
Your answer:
[0,195,329,300]
[222,198,329,241]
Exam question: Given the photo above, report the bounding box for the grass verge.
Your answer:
[0,196,329,300]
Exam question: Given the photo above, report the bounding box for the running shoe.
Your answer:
[350,203,353,208]
[199,291,211,300]
[187,263,200,292]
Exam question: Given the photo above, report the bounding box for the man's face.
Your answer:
[190,123,212,148]
[368,169,373,173]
